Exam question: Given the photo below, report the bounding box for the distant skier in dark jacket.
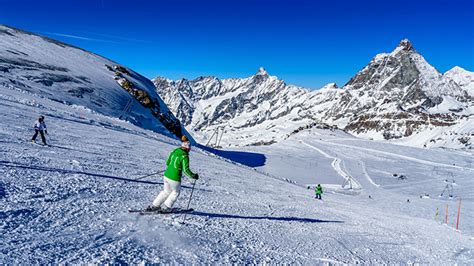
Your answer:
[315,184,323,200]
[31,115,48,145]
[146,136,199,212]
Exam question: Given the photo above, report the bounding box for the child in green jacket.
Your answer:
[315,184,323,200]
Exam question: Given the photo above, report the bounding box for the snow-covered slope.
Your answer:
[2,78,474,264]
[0,25,186,139]
[154,40,473,150]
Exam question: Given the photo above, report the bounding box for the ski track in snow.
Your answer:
[359,160,380,188]
[300,140,362,189]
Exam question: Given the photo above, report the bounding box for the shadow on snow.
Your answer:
[189,211,344,224]
[48,144,104,156]
[0,182,6,199]
[198,145,266,167]
[0,160,205,190]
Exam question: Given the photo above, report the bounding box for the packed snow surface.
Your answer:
[1,80,474,263]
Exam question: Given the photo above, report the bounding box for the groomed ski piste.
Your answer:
[1,80,474,264]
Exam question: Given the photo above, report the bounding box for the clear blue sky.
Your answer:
[1,0,473,89]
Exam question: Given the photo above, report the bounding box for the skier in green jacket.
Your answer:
[146,136,198,212]
[315,184,323,200]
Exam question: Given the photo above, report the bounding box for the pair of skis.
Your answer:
[128,208,194,216]
[131,173,198,222]
[30,141,49,147]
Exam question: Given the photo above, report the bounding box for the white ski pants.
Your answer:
[152,177,181,209]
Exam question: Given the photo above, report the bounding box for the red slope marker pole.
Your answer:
[456,199,461,231]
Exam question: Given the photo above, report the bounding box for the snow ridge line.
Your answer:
[300,140,362,189]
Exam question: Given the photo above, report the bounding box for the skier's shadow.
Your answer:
[0,182,6,199]
[48,145,103,156]
[189,211,344,224]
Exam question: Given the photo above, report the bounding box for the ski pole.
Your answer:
[45,131,52,146]
[134,170,164,180]
[181,180,196,224]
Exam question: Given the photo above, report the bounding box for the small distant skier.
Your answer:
[146,136,199,212]
[315,184,323,200]
[31,115,48,145]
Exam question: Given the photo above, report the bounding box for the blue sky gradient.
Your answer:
[1,0,473,89]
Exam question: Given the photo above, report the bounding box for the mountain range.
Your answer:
[154,39,473,150]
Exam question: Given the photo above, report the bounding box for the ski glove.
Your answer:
[45,130,48,135]
[193,173,199,180]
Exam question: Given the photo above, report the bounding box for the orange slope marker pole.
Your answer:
[445,204,448,224]
[456,199,462,231]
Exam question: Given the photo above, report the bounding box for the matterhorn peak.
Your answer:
[388,38,416,56]
[397,39,415,51]
[256,67,269,76]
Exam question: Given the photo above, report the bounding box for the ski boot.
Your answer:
[159,207,172,213]
[144,205,161,212]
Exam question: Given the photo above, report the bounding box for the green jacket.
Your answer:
[164,148,196,182]
[315,186,323,195]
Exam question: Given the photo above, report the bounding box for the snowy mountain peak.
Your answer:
[389,38,416,56]
[397,38,415,51]
[444,66,474,97]
[256,67,269,76]
[444,66,473,84]
[446,66,469,75]
[321,82,338,90]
